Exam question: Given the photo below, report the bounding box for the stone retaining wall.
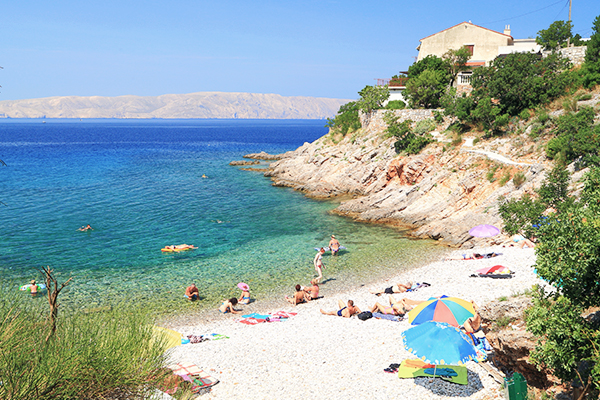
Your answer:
[359,109,442,132]
[543,45,587,66]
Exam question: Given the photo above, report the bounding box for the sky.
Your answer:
[1,0,598,101]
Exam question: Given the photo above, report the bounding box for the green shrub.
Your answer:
[577,93,593,101]
[385,100,406,110]
[513,171,526,187]
[326,101,361,135]
[545,107,600,166]
[499,171,511,186]
[414,118,436,135]
[432,110,444,124]
[472,137,480,145]
[519,109,531,120]
[536,111,550,125]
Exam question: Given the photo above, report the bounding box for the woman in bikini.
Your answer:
[370,282,413,296]
[313,248,325,283]
[219,298,241,314]
[370,295,412,315]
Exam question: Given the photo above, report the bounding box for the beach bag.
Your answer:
[357,311,373,321]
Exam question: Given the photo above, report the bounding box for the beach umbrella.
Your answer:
[408,296,475,327]
[476,265,510,275]
[402,321,478,365]
[469,224,500,238]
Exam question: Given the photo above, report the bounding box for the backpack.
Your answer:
[357,311,373,321]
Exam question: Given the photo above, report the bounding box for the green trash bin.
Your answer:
[503,372,528,400]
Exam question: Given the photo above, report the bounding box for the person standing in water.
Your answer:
[328,235,340,256]
[313,248,325,283]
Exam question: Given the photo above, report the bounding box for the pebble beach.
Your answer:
[164,245,545,400]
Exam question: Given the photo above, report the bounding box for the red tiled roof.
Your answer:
[419,21,513,42]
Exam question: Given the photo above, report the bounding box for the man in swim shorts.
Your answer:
[185,283,199,301]
[320,300,360,318]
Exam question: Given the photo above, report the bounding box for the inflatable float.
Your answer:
[161,244,198,252]
[20,283,46,292]
[314,246,346,252]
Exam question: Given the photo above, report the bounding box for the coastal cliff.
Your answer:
[262,109,584,247]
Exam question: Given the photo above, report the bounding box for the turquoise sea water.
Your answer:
[0,119,446,313]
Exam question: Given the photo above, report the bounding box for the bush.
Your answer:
[545,107,600,166]
[432,110,444,124]
[0,292,169,399]
[536,111,550,125]
[385,112,433,155]
[325,101,361,136]
[499,171,511,186]
[405,69,449,109]
[414,118,436,135]
[519,109,531,120]
[513,171,526,187]
[385,99,406,110]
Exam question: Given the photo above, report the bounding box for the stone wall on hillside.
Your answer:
[555,45,587,66]
[359,109,442,133]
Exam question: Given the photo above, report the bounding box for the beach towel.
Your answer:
[407,282,431,292]
[397,359,468,385]
[470,273,513,279]
[372,312,402,321]
[238,311,297,325]
[168,363,219,392]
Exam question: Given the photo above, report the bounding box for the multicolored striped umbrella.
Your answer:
[408,296,475,327]
[402,321,478,365]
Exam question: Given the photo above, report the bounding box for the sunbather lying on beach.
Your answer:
[285,284,307,306]
[444,252,499,261]
[370,282,412,295]
[370,282,430,295]
[509,234,535,249]
[370,295,409,316]
[320,300,360,318]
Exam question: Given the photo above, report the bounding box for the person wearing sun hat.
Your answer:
[237,282,250,304]
[328,234,340,256]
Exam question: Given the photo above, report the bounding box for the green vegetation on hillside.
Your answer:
[0,280,169,399]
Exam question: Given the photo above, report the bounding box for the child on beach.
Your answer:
[285,284,306,306]
[219,298,241,314]
[237,282,251,305]
[320,300,360,318]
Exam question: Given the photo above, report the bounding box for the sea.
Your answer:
[0,119,446,314]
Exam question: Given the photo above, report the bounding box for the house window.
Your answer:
[465,45,474,56]
[459,72,473,85]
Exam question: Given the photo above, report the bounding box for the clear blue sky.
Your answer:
[1,0,598,101]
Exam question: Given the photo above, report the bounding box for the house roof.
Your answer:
[419,21,513,42]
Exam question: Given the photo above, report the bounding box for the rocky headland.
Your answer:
[258,109,589,247]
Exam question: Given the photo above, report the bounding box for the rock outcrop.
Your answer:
[263,109,562,247]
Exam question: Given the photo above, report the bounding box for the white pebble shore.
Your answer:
[165,246,545,400]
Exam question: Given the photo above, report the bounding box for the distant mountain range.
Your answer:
[0,92,352,119]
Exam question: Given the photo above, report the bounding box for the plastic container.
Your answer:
[503,372,527,400]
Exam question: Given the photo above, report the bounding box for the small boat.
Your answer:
[161,244,197,252]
